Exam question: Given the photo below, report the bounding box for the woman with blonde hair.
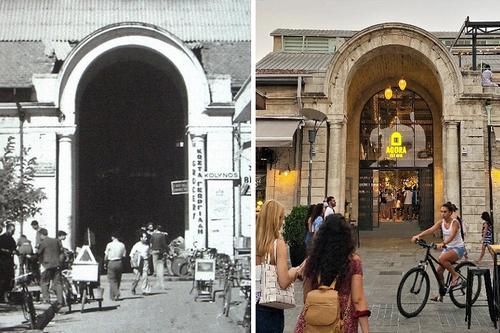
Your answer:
[256,199,305,333]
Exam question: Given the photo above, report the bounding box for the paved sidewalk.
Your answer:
[284,222,497,333]
[1,274,247,332]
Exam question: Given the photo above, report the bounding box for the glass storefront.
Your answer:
[358,89,434,230]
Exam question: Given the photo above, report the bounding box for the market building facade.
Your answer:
[0,0,250,257]
[257,23,500,252]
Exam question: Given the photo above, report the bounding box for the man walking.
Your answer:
[0,223,16,303]
[150,225,168,290]
[37,228,64,306]
[130,231,152,295]
[104,233,126,301]
[31,220,43,251]
[403,187,413,222]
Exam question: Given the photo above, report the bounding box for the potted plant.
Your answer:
[282,205,309,267]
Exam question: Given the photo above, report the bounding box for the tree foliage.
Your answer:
[0,136,46,226]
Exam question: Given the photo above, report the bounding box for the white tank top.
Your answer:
[441,219,464,248]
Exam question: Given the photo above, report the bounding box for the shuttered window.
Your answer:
[283,36,337,53]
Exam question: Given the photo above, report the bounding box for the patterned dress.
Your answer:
[294,258,364,333]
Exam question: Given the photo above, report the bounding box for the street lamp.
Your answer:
[300,108,328,206]
[486,103,495,243]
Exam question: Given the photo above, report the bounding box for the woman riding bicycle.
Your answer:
[411,202,465,302]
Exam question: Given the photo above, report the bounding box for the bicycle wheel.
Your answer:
[397,267,430,318]
[449,261,481,308]
[22,290,37,329]
[222,280,232,317]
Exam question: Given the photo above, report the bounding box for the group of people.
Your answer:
[379,186,418,222]
[256,199,370,333]
[0,220,69,306]
[0,219,171,308]
[104,222,170,301]
[304,196,336,250]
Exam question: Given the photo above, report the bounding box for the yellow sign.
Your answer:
[386,131,407,158]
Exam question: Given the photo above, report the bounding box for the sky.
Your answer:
[256,0,500,60]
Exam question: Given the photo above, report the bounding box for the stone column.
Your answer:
[57,134,74,248]
[189,134,207,249]
[443,121,460,206]
[327,120,346,213]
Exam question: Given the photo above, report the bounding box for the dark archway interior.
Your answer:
[76,48,187,259]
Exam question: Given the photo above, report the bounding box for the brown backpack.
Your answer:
[304,280,346,333]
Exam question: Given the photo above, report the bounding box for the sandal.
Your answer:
[430,295,443,302]
[450,276,463,288]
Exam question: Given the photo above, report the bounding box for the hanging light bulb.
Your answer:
[398,78,407,91]
[384,86,393,100]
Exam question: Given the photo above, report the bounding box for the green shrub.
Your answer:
[282,205,309,247]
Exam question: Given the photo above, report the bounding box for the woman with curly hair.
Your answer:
[296,214,370,333]
[256,199,306,333]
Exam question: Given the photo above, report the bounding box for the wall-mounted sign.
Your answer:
[192,144,206,236]
[386,131,407,158]
[171,180,188,195]
[203,171,239,180]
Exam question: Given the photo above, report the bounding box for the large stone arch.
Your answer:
[323,23,462,221]
[54,22,211,247]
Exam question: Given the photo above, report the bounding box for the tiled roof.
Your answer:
[270,28,460,39]
[256,52,334,74]
[0,42,54,87]
[0,0,250,42]
[201,42,250,87]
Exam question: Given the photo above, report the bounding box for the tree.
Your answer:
[0,136,46,233]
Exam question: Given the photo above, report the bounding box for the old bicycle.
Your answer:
[13,273,37,329]
[396,239,481,317]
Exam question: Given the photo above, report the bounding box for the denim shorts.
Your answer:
[443,246,465,258]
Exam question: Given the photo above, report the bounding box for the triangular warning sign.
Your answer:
[74,245,97,264]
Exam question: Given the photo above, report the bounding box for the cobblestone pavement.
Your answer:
[1,275,248,333]
[284,222,498,333]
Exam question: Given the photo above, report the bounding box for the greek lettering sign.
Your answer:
[203,171,239,180]
[191,141,206,237]
[171,180,188,195]
[386,131,407,158]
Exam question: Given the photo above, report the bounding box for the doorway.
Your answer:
[76,48,188,257]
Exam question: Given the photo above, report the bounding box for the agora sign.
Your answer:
[386,131,407,158]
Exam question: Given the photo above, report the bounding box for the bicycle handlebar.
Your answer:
[13,272,32,284]
[415,239,447,249]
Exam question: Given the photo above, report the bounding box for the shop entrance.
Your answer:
[358,89,434,231]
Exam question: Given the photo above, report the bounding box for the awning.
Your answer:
[256,118,301,147]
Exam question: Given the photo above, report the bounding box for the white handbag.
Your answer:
[258,239,295,309]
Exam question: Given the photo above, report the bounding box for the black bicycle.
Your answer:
[397,239,481,318]
[13,273,37,329]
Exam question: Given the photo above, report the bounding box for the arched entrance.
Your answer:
[76,47,187,255]
[56,23,211,249]
[322,23,463,228]
[357,89,434,230]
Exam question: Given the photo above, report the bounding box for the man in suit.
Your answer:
[0,223,16,303]
[37,228,64,306]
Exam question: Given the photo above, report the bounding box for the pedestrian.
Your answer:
[411,202,465,302]
[311,203,324,237]
[296,214,370,333]
[482,64,500,87]
[256,199,305,333]
[304,205,315,250]
[476,212,493,264]
[403,187,413,222]
[144,222,155,275]
[150,225,169,290]
[37,228,64,307]
[130,231,152,295]
[16,234,33,275]
[0,223,17,303]
[323,196,336,217]
[31,220,43,251]
[104,233,126,301]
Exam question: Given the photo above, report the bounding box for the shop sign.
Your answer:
[386,131,407,158]
[192,147,205,235]
[203,171,239,180]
